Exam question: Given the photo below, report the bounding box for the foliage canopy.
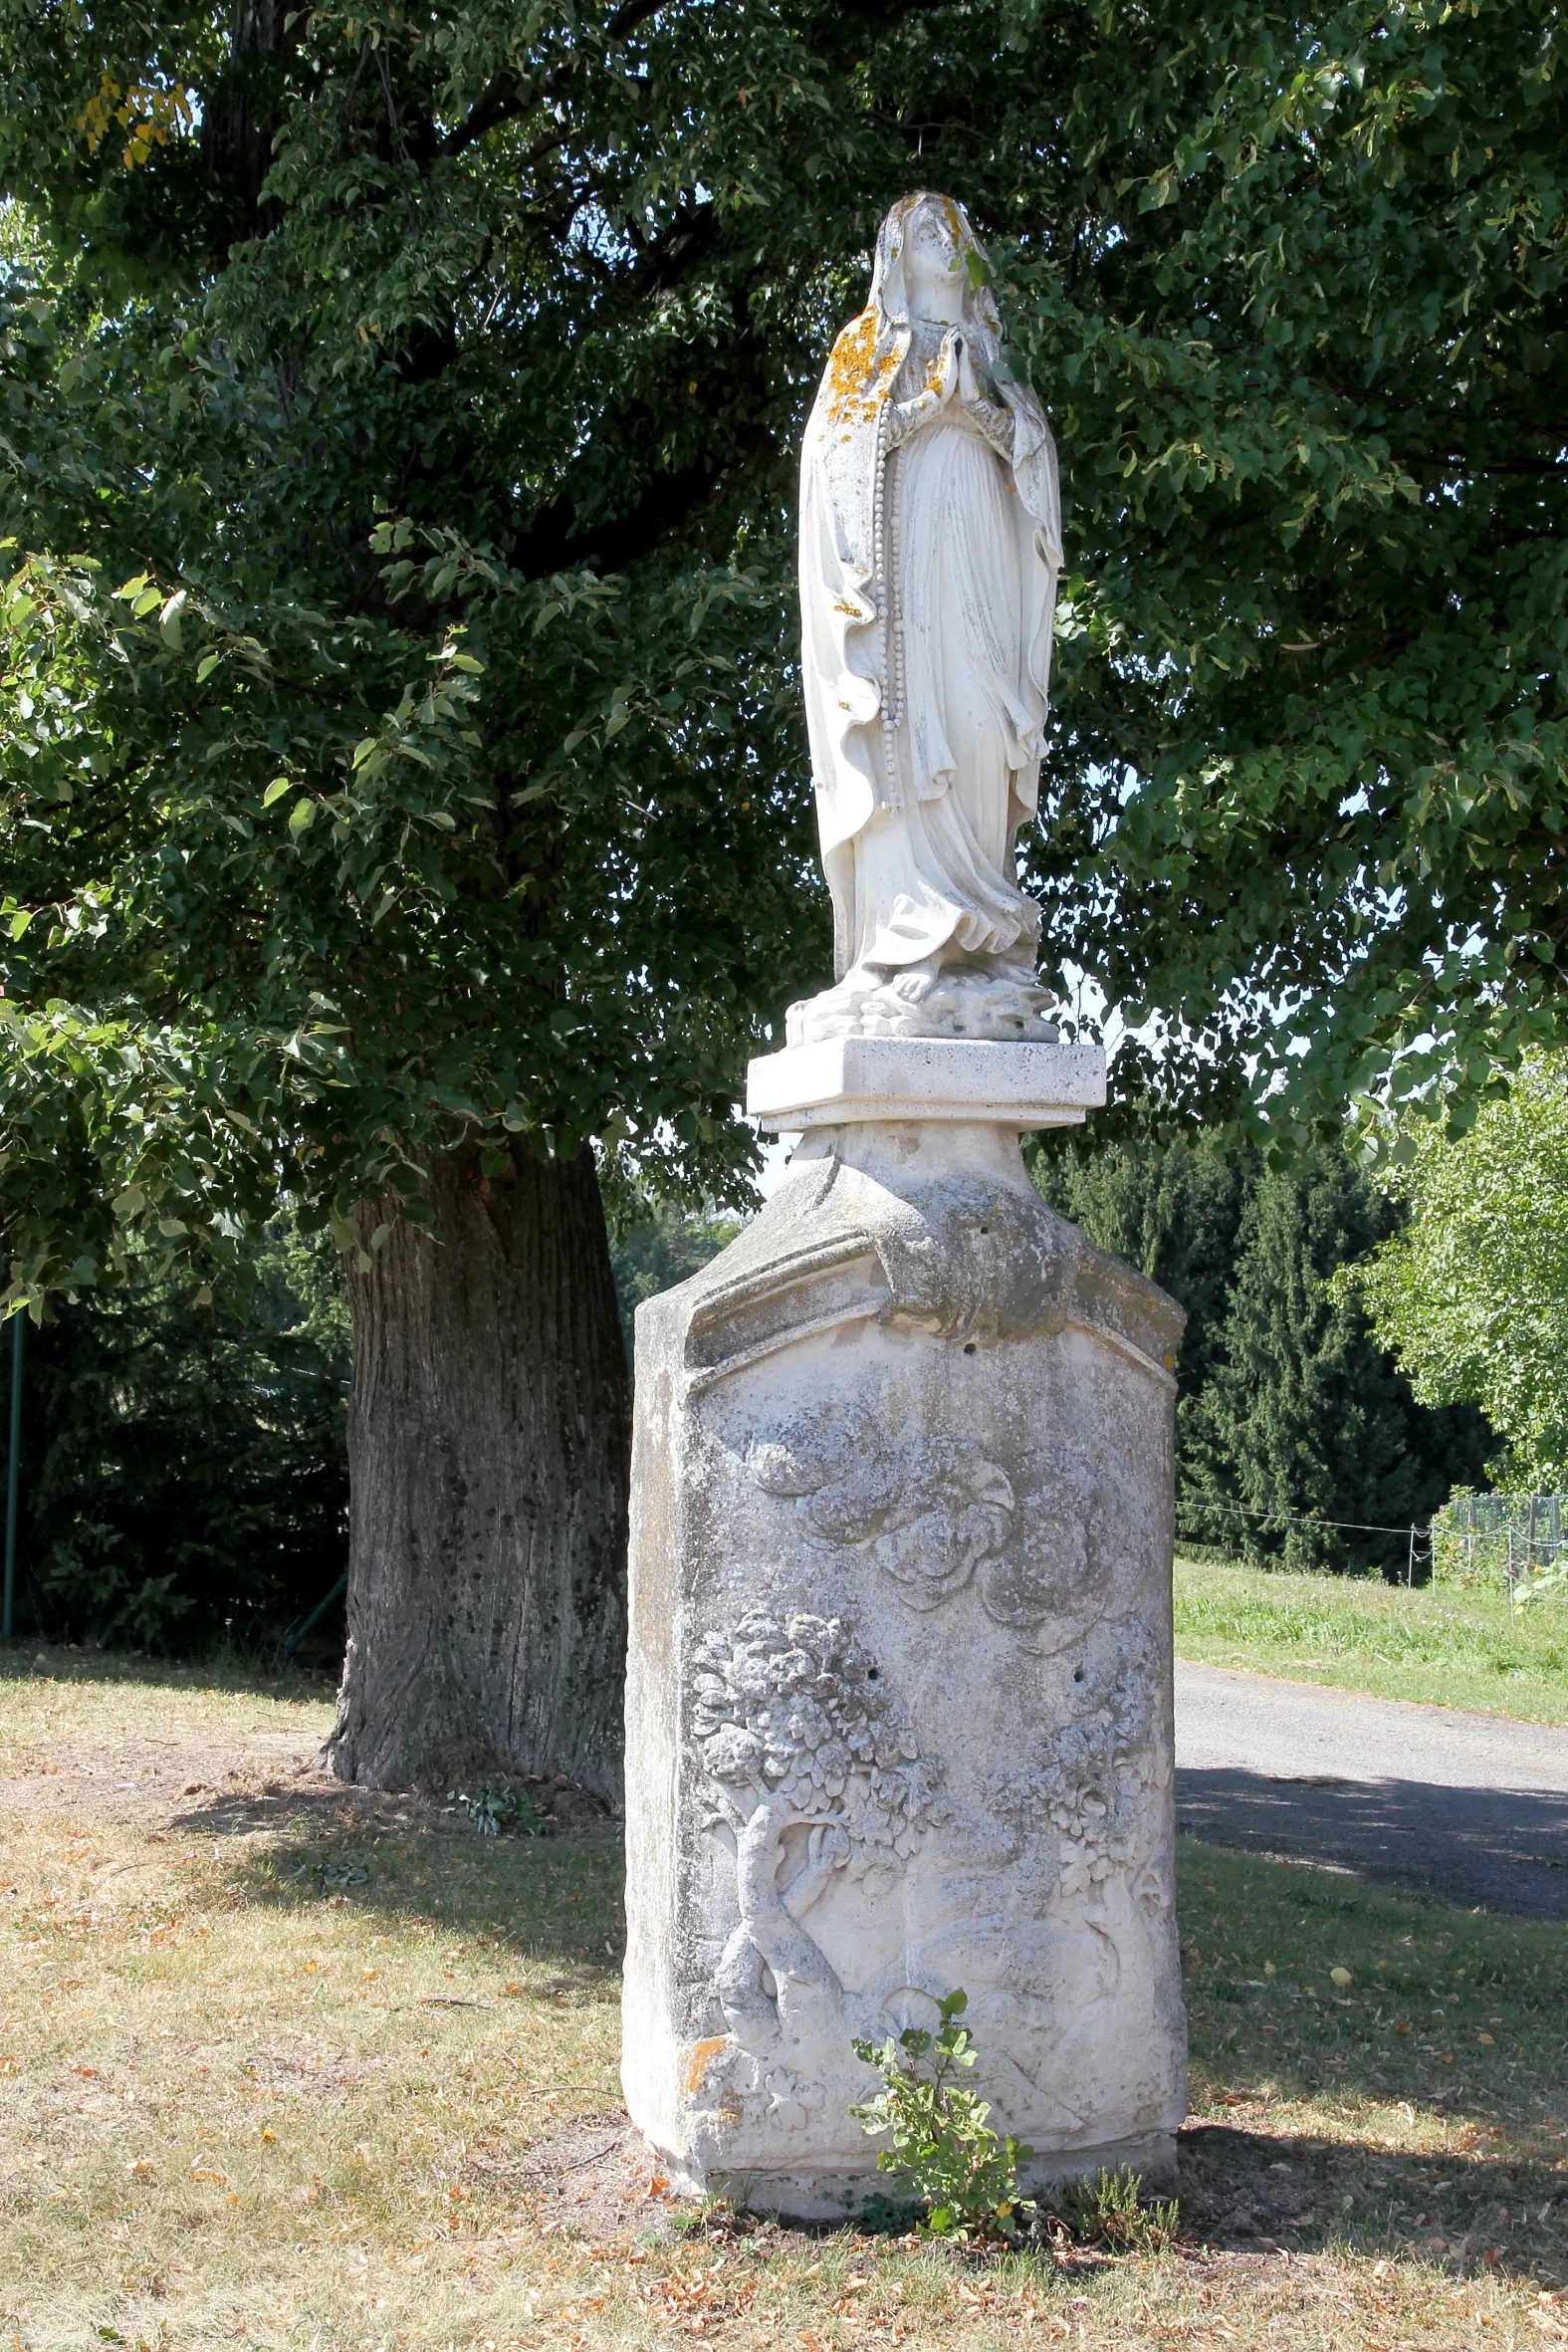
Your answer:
[1357,1053,1568,1488]
[12,1221,349,1648]
[1,0,1565,1303]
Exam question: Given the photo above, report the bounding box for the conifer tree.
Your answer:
[1037,1132,1490,1573]
[1181,1153,1488,1574]
[1032,1131,1250,1403]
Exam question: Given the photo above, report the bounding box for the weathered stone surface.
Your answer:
[622,1121,1188,2217]
[747,1034,1105,1133]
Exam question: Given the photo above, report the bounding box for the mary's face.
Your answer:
[900,203,965,326]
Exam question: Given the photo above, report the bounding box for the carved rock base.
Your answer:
[784,960,1058,1049]
[622,1118,1188,2217]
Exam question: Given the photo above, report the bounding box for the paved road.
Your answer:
[1174,1662,1568,1920]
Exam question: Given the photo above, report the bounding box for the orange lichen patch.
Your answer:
[825,310,898,425]
[682,2034,731,2094]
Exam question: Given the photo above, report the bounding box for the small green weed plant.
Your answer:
[446,1785,552,1838]
[287,1848,369,1890]
[850,1989,1032,2243]
[1060,2164,1179,2254]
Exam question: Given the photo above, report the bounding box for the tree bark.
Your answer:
[199,0,306,249]
[329,1139,629,1801]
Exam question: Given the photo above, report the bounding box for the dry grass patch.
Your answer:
[1,1645,1564,2349]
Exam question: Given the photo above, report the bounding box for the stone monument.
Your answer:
[622,192,1187,2217]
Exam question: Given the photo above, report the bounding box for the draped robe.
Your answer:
[799,303,1063,985]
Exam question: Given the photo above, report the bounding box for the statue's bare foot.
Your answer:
[884,959,944,1008]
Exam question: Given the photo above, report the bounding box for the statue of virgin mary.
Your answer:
[790,192,1063,1047]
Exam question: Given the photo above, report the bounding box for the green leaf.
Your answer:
[195,651,221,682]
[289,798,316,835]
[262,777,292,809]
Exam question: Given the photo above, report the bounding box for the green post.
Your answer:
[3,1313,22,1642]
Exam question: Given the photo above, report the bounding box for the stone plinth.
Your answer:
[621,1107,1188,2219]
[747,1035,1106,1132]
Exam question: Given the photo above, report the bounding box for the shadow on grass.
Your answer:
[496,2114,1568,2284]
[1179,1838,1567,2288]
[1177,2121,1566,2286]
[170,1773,626,1982]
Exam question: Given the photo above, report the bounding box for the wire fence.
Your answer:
[1431,1491,1568,1606]
[1176,1496,1437,1587]
[1177,1490,1568,1606]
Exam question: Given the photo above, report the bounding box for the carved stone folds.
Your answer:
[622,1118,1188,2218]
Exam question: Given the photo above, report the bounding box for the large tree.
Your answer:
[2,0,1564,1782]
[1357,1052,1568,1488]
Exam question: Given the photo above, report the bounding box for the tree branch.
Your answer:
[439,0,666,159]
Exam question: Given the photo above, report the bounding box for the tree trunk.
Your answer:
[329,1139,629,1801]
[200,0,305,247]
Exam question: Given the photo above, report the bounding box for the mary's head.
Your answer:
[869,192,1003,352]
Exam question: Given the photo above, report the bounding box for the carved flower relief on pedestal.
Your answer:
[987,1635,1163,1903]
[745,1402,1110,1638]
[689,1611,941,2057]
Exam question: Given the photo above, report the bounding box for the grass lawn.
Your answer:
[3,1645,1566,2350]
[1175,1555,1568,1723]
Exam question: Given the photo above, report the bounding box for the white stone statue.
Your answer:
[792,191,1064,1047]
[620,194,1184,2224]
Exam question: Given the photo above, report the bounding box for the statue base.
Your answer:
[748,1034,1105,1132]
[621,1086,1188,2220]
[661,2131,1179,2226]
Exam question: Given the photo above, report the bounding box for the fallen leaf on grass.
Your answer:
[650,2260,758,2330]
